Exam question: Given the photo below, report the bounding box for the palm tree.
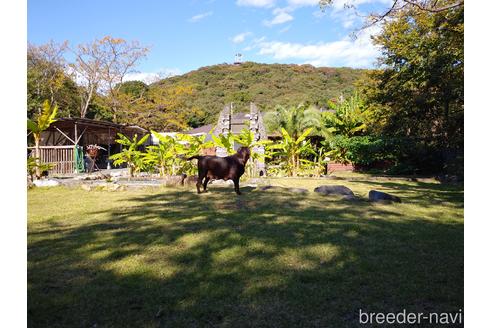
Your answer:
[264,103,322,140]
[27,100,58,179]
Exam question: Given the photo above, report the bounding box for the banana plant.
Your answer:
[211,133,235,155]
[270,127,314,177]
[175,133,215,175]
[110,133,149,177]
[232,128,274,177]
[322,92,368,137]
[144,131,177,176]
[233,128,272,162]
[27,100,58,179]
[27,157,55,183]
[176,133,214,158]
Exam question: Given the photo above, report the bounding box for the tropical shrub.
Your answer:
[176,133,214,176]
[211,133,235,155]
[27,100,58,179]
[321,92,369,137]
[144,131,184,176]
[269,128,314,177]
[264,103,322,139]
[233,128,273,177]
[110,133,150,177]
[27,157,55,182]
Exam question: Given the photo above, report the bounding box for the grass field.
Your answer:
[27,176,464,327]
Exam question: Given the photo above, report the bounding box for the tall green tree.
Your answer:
[27,41,79,119]
[322,92,369,137]
[27,100,58,178]
[360,3,463,170]
[263,103,321,140]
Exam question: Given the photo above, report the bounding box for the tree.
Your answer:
[319,0,464,30]
[116,82,196,131]
[144,131,186,176]
[109,133,150,177]
[269,128,314,177]
[360,4,463,172]
[27,41,80,119]
[70,36,149,119]
[321,92,369,137]
[263,103,322,140]
[27,100,58,179]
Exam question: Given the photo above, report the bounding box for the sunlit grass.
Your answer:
[28,176,463,327]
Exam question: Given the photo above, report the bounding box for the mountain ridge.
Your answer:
[149,62,368,128]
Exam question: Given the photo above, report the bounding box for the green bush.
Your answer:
[326,136,446,174]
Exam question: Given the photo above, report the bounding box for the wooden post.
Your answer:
[74,122,78,174]
[74,122,78,146]
[107,128,111,170]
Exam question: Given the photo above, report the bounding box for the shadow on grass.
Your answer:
[28,187,463,328]
[352,179,464,209]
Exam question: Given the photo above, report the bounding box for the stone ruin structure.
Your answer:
[213,102,267,176]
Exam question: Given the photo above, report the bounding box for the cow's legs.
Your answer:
[233,177,241,195]
[196,173,205,194]
[203,177,210,192]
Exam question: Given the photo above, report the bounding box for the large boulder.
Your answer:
[314,185,354,197]
[368,190,402,203]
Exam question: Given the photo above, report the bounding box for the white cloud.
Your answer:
[265,12,294,26]
[236,0,276,8]
[232,32,252,44]
[123,68,181,84]
[329,0,394,12]
[287,0,319,6]
[264,7,294,26]
[188,11,213,23]
[255,26,381,68]
[279,25,292,33]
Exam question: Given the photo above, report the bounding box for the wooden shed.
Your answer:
[28,118,148,175]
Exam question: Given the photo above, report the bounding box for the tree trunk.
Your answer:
[34,134,41,179]
[291,154,297,177]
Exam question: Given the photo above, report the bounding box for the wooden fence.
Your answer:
[28,146,76,175]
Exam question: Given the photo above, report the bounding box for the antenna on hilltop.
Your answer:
[234,53,242,65]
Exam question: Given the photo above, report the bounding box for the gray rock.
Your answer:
[368,190,402,203]
[314,185,354,196]
[258,185,284,191]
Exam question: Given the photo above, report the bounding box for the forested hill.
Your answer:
[152,62,367,126]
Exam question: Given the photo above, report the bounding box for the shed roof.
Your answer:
[49,118,146,133]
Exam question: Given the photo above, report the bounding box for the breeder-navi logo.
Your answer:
[359,309,463,325]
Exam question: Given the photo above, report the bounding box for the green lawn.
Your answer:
[28,176,464,327]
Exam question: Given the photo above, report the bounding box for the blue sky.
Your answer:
[28,0,391,82]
